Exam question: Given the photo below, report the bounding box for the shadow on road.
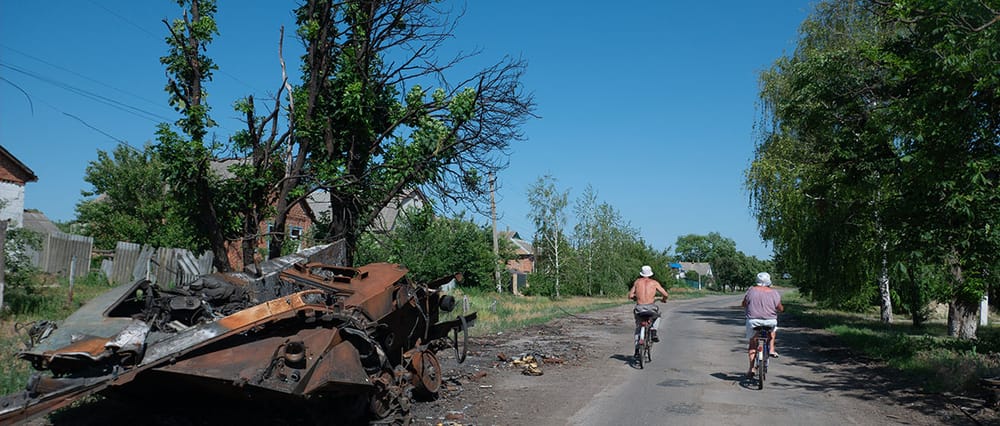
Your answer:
[683,306,746,328]
[610,353,648,370]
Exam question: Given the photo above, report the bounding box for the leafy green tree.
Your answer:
[570,189,646,296]
[748,0,999,337]
[226,91,292,269]
[154,0,232,271]
[527,175,570,297]
[674,232,737,263]
[875,0,1000,338]
[76,144,197,250]
[748,0,900,317]
[273,0,535,263]
[354,205,506,288]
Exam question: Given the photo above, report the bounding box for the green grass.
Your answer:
[446,288,623,336]
[785,295,1000,394]
[0,271,115,395]
[446,284,719,337]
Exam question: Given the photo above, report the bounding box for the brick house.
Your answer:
[211,159,315,271]
[499,229,534,293]
[0,145,38,227]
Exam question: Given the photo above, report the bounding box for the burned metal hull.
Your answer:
[0,245,475,425]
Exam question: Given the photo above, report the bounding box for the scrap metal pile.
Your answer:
[0,245,475,425]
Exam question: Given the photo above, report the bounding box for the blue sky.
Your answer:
[0,1,812,260]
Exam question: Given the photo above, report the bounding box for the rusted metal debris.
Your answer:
[0,244,476,425]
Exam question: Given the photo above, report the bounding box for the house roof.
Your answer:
[498,230,533,255]
[678,261,713,277]
[23,210,60,234]
[0,145,38,184]
[308,188,427,233]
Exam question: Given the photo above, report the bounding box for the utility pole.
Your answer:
[490,173,501,293]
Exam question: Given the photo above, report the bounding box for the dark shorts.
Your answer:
[633,304,660,322]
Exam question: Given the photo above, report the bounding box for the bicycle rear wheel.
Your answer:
[644,325,653,363]
[635,326,644,369]
[756,337,766,389]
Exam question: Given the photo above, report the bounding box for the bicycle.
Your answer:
[751,325,775,389]
[633,311,656,368]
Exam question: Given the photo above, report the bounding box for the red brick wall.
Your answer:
[224,201,314,271]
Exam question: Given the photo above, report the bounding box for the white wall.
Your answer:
[0,181,25,227]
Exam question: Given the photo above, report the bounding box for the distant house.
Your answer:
[499,229,534,293]
[22,210,60,234]
[676,261,714,283]
[210,159,315,270]
[0,145,38,227]
[212,159,432,269]
[307,188,428,234]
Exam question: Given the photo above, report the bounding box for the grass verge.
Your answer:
[447,284,719,337]
[0,272,115,395]
[783,291,1000,394]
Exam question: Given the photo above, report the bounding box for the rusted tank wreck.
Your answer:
[0,245,475,424]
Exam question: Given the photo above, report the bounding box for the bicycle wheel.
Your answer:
[635,325,644,369]
[636,341,644,369]
[757,337,767,389]
[644,325,653,363]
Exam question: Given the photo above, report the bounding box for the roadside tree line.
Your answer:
[746,0,999,339]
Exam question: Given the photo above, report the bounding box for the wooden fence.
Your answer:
[27,231,93,279]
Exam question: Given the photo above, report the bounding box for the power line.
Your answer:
[0,62,173,123]
[0,76,34,115]
[84,0,260,91]
[0,43,172,115]
[62,112,129,146]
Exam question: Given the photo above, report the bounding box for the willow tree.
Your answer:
[748,0,900,317]
[269,0,534,263]
[750,0,1000,338]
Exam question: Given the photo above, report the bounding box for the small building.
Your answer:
[308,187,427,234]
[675,261,714,289]
[499,229,534,293]
[0,145,38,227]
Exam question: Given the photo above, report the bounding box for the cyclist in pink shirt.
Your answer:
[742,272,783,377]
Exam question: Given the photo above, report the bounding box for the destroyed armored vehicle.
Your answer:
[0,245,475,425]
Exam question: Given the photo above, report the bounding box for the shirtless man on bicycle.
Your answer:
[627,265,669,342]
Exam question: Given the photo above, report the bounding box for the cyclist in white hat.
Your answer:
[627,265,669,342]
[742,272,784,377]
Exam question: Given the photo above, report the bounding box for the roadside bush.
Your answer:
[2,227,43,315]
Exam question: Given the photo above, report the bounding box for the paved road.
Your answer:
[563,295,942,426]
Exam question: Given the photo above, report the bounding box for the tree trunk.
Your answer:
[875,204,892,323]
[946,255,978,339]
[241,217,257,272]
[948,298,979,340]
[877,241,893,324]
[198,173,231,273]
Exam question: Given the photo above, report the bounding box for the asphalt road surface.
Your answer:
[416,293,990,425]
